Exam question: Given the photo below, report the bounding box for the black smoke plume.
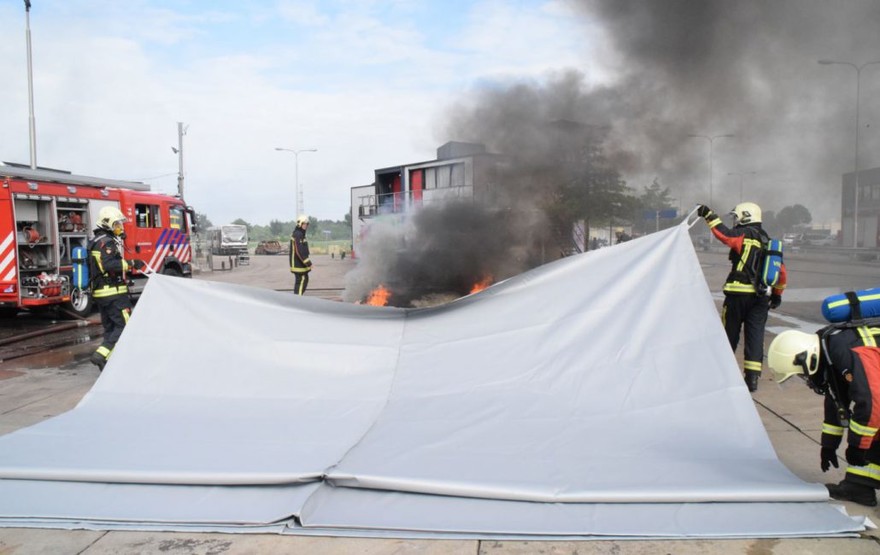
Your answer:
[346,0,880,304]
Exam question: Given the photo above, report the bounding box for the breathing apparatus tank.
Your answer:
[72,246,89,290]
[821,287,880,322]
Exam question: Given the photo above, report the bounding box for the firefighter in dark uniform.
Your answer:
[88,206,144,370]
[697,202,787,392]
[769,325,880,506]
[289,214,312,295]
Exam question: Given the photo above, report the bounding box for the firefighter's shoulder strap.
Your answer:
[818,316,880,347]
[845,290,863,320]
[736,227,768,293]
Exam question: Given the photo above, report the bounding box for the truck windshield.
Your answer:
[222,226,247,241]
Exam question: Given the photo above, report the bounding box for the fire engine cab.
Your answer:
[0,165,196,318]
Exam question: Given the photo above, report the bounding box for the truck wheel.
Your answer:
[64,288,93,318]
[162,267,183,277]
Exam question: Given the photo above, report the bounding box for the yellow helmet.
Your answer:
[97,206,127,236]
[767,330,820,383]
[730,202,761,225]
[296,214,310,227]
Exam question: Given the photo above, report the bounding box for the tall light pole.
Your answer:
[173,122,188,200]
[23,0,37,169]
[275,147,317,216]
[728,171,757,203]
[818,59,880,248]
[688,133,734,208]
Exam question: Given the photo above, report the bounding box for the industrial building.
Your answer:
[841,165,880,248]
[350,141,507,258]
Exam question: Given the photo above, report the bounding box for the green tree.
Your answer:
[537,121,634,253]
[634,178,676,235]
[269,219,285,237]
[195,212,213,230]
[775,204,812,232]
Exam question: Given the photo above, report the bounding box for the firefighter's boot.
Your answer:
[90,346,110,371]
[826,480,877,507]
[744,370,760,392]
[89,352,106,371]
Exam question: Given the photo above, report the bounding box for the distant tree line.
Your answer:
[194,212,353,243]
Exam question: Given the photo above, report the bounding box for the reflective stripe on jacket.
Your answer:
[705,214,786,296]
[88,230,129,298]
[289,226,311,273]
[821,327,880,450]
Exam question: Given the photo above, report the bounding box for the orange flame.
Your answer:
[366,285,391,306]
[470,276,493,294]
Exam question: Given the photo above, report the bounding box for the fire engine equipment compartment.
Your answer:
[0,165,195,317]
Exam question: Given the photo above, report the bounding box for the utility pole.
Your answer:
[175,122,187,199]
[24,0,37,169]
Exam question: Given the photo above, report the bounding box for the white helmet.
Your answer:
[767,330,821,383]
[97,206,127,236]
[296,214,310,227]
[730,202,762,225]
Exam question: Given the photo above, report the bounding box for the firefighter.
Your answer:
[88,206,145,370]
[769,326,880,506]
[290,214,312,295]
[697,202,787,392]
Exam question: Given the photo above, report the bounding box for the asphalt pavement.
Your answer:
[1,251,880,554]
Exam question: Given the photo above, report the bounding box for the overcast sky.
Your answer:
[1,1,878,227]
[0,0,602,224]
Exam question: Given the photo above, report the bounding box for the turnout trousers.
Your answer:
[293,271,310,295]
[846,436,880,490]
[721,293,770,374]
[92,294,133,368]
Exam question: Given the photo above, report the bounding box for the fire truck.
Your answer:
[0,165,196,318]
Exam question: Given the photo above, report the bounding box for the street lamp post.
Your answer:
[728,171,757,203]
[688,133,734,208]
[23,0,37,169]
[275,147,317,216]
[819,58,880,248]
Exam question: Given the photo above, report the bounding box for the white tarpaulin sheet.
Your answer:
[0,220,863,537]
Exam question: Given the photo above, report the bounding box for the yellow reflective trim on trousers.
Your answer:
[744,360,762,371]
[92,286,128,298]
[724,282,757,293]
[122,308,130,324]
[96,345,111,358]
[850,420,878,437]
[858,326,878,347]
[827,293,880,309]
[847,463,880,481]
[822,422,845,436]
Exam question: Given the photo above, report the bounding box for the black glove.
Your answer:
[820,447,839,472]
[697,204,712,218]
[846,445,868,467]
[129,259,146,271]
[769,294,781,309]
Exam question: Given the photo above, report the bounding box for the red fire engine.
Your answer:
[0,165,196,317]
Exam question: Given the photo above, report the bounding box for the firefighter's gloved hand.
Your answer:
[769,294,782,309]
[696,204,713,218]
[820,447,839,472]
[129,259,146,271]
[846,445,869,467]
